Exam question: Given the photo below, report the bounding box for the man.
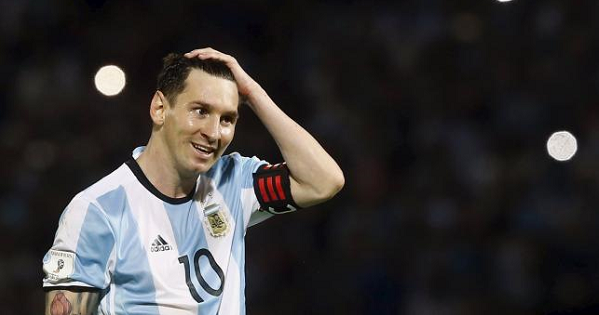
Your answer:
[42,47,344,314]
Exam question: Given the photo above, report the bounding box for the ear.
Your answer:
[150,91,167,126]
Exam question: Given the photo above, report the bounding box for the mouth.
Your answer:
[191,142,216,158]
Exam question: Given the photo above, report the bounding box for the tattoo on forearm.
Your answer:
[50,292,72,315]
[46,290,99,315]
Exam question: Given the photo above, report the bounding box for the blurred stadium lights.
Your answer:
[546,131,578,162]
[94,65,126,96]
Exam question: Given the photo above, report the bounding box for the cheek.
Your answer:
[165,111,193,134]
[172,114,198,137]
[219,125,235,146]
[184,114,197,129]
[220,126,232,136]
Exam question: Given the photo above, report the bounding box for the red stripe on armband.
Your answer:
[275,175,286,200]
[266,176,278,201]
[258,178,270,202]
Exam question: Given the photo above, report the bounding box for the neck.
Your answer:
[136,138,197,198]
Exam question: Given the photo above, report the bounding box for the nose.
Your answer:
[201,116,221,143]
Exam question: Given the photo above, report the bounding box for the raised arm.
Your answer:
[185,48,344,207]
[45,290,100,315]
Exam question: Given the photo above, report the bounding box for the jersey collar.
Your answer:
[125,158,196,205]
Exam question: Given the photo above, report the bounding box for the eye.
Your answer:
[193,108,208,117]
[221,116,236,126]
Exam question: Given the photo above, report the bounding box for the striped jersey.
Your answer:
[42,147,276,314]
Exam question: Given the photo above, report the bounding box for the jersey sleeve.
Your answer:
[233,154,275,228]
[42,196,116,291]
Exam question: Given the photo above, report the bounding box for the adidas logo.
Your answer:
[150,235,172,252]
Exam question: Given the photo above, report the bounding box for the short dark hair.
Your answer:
[156,53,236,104]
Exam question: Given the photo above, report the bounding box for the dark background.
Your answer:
[3,0,599,314]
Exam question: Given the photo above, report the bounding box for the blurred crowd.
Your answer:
[3,0,599,314]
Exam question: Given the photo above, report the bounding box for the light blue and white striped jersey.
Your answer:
[43,147,275,314]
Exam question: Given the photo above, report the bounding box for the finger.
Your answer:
[184,48,209,59]
[196,51,236,64]
[184,49,241,70]
[184,50,203,58]
[200,47,221,54]
[193,49,227,58]
[186,48,232,59]
[184,47,221,57]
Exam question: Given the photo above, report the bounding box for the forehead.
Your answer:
[178,69,239,109]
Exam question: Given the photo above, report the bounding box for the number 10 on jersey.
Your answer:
[178,248,225,303]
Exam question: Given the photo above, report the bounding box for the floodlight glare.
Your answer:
[94,65,126,96]
[547,130,577,161]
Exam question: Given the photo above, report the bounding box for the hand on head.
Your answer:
[184,47,260,97]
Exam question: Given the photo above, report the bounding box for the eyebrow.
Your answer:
[189,101,239,119]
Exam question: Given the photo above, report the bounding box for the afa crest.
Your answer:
[203,203,229,237]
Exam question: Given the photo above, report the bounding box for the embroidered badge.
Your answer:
[43,250,75,282]
[203,203,229,237]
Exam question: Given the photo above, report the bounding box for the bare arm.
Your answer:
[241,87,344,207]
[45,290,100,315]
[185,48,345,207]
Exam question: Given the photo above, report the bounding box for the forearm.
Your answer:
[246,86,344,207]
[45,290,100,315]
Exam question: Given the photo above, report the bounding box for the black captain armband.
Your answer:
[253,163,301,214]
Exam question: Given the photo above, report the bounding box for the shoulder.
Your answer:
[81,163,133,196]
[68,163,134,214]
[208,153,267,177]
[215,152,255,165]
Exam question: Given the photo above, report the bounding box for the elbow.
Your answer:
[330,170,345,196]
[295,169,345,208]
[320,169,345,200]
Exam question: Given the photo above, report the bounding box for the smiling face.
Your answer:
[160,69,239,177]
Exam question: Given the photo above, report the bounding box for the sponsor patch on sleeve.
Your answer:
[43,250,75,282]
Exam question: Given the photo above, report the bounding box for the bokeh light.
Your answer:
[547,130,577,161]
[94,65,126,96]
